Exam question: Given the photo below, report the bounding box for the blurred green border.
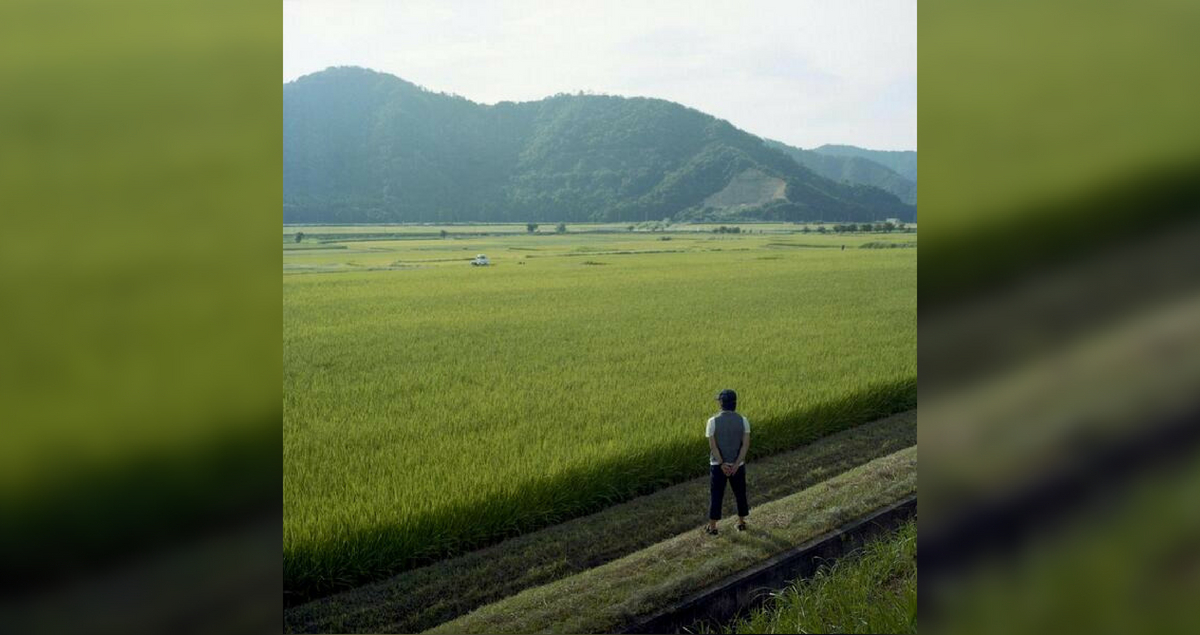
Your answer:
[0,0,282,584]
[919,0,1200,305]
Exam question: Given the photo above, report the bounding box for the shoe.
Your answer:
[736,522,747,532]
[704,526,719,536]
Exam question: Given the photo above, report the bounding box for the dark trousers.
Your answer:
[709,464,749,520]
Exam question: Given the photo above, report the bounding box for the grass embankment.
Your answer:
[284,240,916,601]
[427,445,917,635]
[695,520,917,634]
[284,411,916,633]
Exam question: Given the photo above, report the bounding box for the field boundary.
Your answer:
[624,495,918,634]
[284,379,917,604]
[283,412,915,633]
[426,446,916,634]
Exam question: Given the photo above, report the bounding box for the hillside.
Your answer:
[283,67,915,224]
[764,140,916,205]
[813,144,917,182]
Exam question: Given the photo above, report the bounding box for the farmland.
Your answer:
[283,225,916,601]
[425,447,917,634]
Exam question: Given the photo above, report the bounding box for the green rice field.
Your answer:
[283,226,916,600]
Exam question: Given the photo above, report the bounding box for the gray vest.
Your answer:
[711,411,746,464]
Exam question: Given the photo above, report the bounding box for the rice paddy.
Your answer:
[283,226,916,600]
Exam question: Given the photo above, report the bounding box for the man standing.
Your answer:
[705,389,750,535]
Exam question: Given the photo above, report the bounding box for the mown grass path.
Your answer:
[427,445,917,634]
[284,411,914,633]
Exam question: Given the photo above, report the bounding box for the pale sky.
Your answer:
[284,0,916,151]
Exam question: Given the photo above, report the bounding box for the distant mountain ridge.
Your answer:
[813,144,917,182]
[284,67,916,224]
[763,140,916,205]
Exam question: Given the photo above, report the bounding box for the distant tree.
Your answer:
[883,222,896,233]
[440,229,448,238]
[627,224,636,232]
[294,232,305,243]
[801,226,811,234]
[875,223,887,232]
[556,222,567,234]
[859,223,873,233]
[894,222,906,232]
[817,226,827,234]
[526,223,538,233]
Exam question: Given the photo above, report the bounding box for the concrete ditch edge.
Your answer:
[622,495,918,634]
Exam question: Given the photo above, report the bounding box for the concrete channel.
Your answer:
[622,495,918,634]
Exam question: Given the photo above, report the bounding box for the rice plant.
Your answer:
[283,233,916,600]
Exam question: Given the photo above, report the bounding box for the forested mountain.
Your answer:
[812,144,917,183]
[284,67,916,224]
[763,140,916,205]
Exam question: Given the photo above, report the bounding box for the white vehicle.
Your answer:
[470,254,490,266]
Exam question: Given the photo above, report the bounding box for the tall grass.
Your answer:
[283,240,915,600]
[693,519,918,634]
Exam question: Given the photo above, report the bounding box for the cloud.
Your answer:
[284,0,916,150]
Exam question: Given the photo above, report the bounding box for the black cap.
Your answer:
[716,389,737,405]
